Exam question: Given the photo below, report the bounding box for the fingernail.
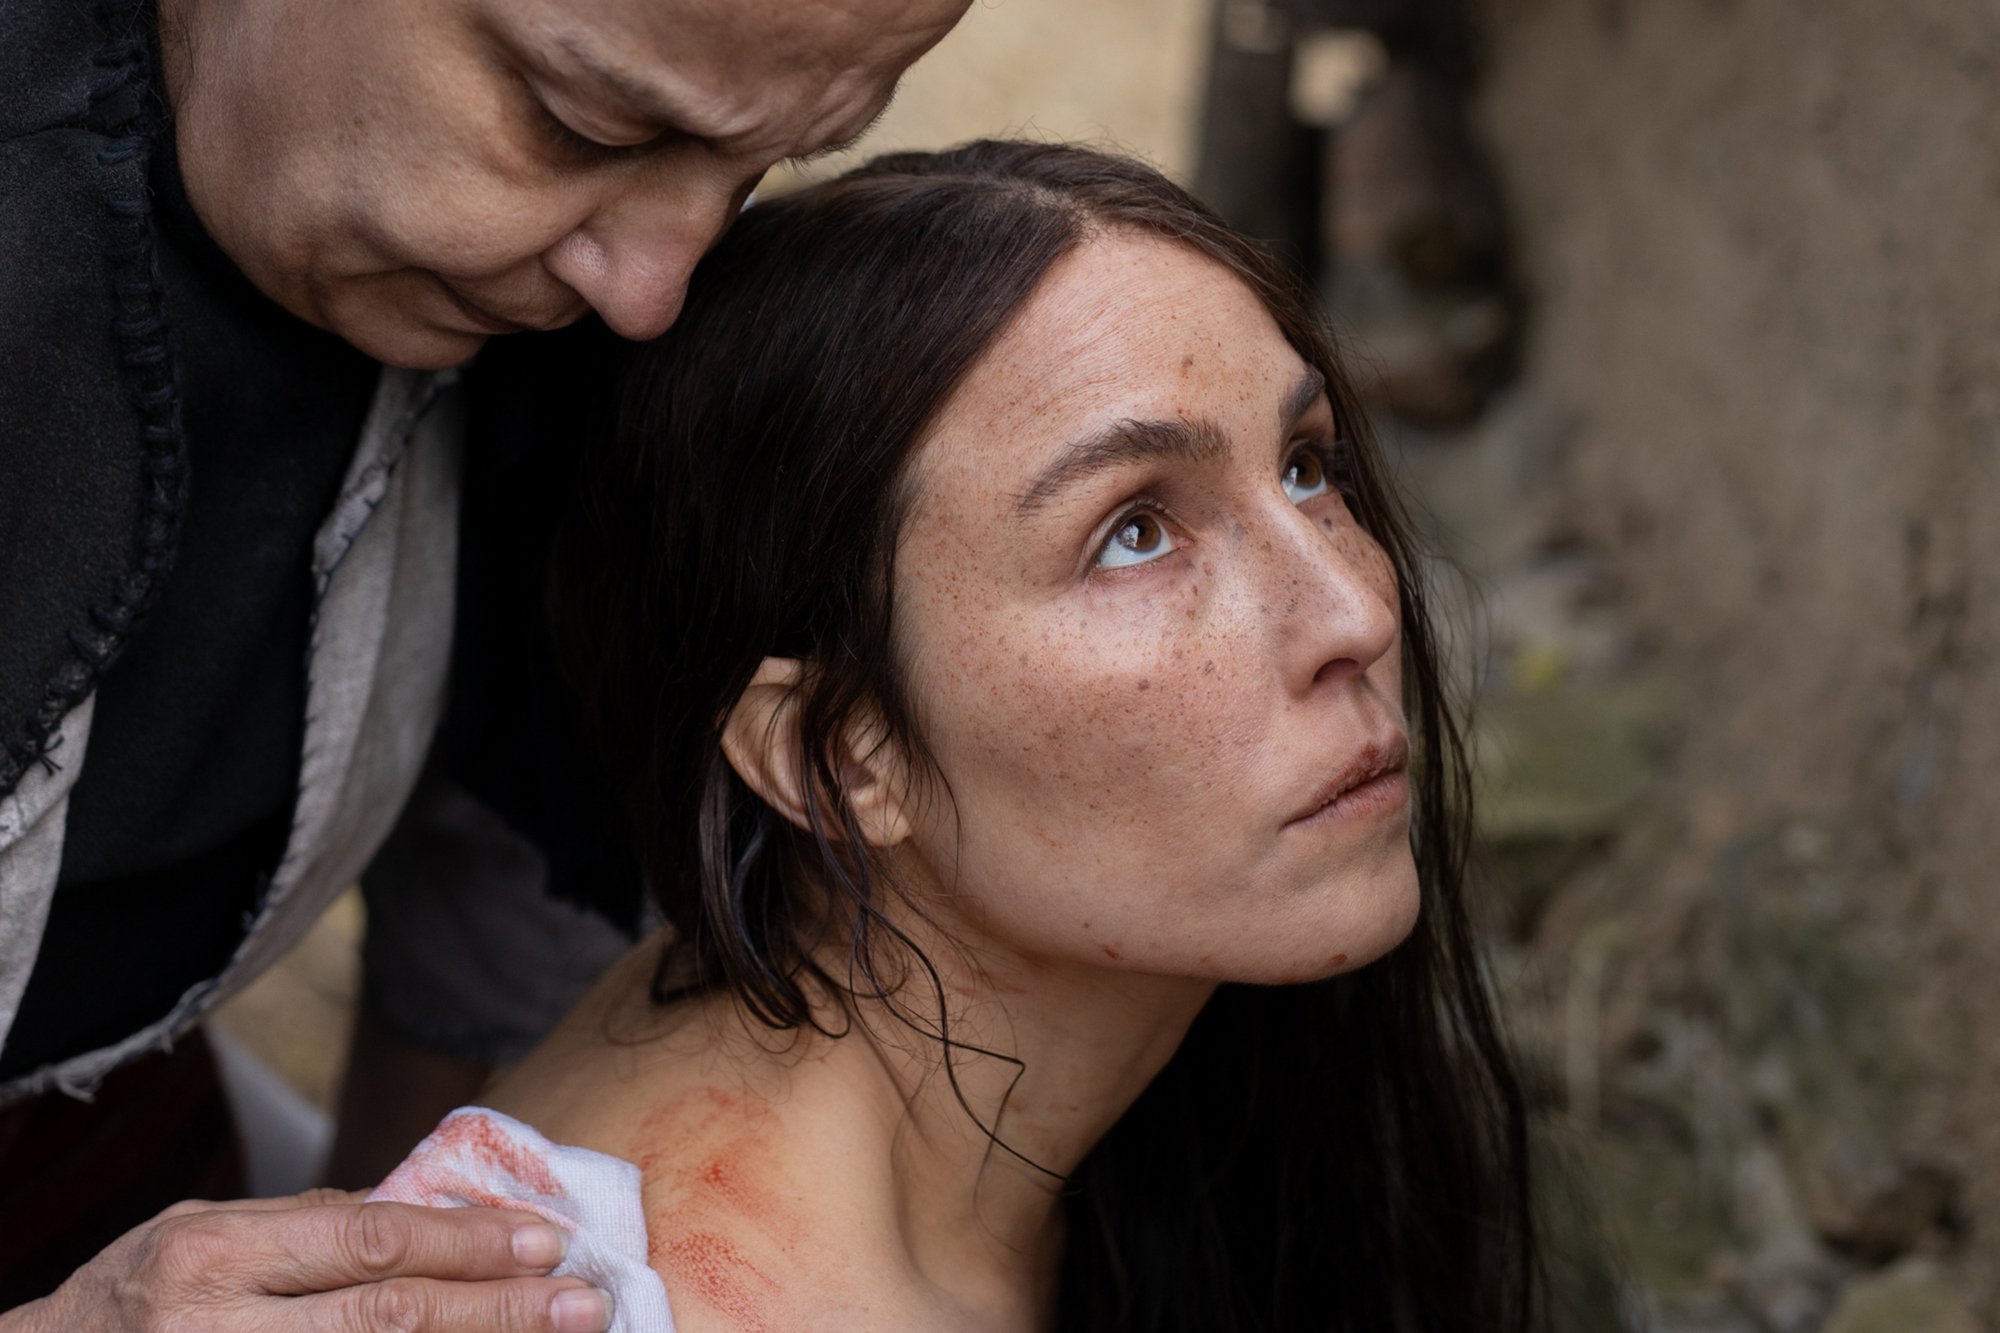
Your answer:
[551,1287,613,1333]
[513,1222,568,1269]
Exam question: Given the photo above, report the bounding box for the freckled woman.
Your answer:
[383,140,1542,1332]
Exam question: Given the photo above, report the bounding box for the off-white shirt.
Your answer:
[0,367,624,1106]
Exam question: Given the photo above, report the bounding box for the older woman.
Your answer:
[0,0,964,1326]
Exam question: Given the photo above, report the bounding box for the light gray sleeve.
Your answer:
[359,773,632,1066]
[0,697,94,1089]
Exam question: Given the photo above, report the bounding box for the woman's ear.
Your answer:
[722,658,813,829]
[720,658,915,847]
[837,702,917,849]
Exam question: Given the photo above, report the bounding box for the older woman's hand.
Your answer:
[0,1191,612,1332]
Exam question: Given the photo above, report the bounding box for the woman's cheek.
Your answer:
[918,558,1251,798]
[1013,638,1255,814]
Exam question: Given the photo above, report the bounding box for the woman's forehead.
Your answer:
[917,235,1311,489]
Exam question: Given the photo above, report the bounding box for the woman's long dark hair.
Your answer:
[560,140,1539,1332]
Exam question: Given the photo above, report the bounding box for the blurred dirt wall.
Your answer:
[1473,0,2000,1320]
[771,0,1211,189]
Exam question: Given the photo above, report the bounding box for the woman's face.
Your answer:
[889,233,1419,986]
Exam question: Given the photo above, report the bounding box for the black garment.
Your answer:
[0,0,179,798]
[0,0,376,1078]
[0,0,640,1083]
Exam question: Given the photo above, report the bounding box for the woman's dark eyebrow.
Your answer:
[1014,370,1327,516]
[1014,416,1229,514]
[1280,368,1327,433]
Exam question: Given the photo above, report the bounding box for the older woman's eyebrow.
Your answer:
[554,36,710,133]
[1014,416,1229,514]
[554,35,890,160]
[789,95,899,164]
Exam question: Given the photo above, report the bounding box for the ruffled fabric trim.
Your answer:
[0,0,190,796]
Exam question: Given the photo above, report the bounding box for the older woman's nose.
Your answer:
[543,171,745,340]
[544,227,693,340]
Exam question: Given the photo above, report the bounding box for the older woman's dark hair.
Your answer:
[561,140,1539,1332]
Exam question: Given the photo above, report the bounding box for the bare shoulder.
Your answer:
[609,1077,918,1331]
[485,934,684,1132]
[486,964,958,1330]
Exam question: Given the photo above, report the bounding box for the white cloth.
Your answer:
[372,1107,675,1333]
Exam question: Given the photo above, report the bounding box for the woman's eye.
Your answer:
[1096,511,1178,569]
[1282,447,1332,503]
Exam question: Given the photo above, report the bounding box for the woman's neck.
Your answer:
[496,931,1213,1330]
[836,938,1215,1291]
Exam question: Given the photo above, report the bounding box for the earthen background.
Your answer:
[1474,1,1998,1324]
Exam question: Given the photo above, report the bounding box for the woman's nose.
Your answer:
[542,170,745,341]
[1263,503,1400,692]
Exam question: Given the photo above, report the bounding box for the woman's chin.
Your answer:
[1207,861,1424,986]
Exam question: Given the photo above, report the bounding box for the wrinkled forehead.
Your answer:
[498,0,965,60]
[492,0,967,155]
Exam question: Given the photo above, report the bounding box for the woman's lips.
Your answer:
[1285,735,1412,828]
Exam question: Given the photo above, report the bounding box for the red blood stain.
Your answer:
[668,1141,799,1251]
[631,1086,827,1325]
[1331,953,1348,966]
[1101,944,1123,960]
[382,1164,576,1233]
[692,1156,769,1220]
[425,1113,561,1196]
[633,1087,755,1180]
[653,1229,779,1333]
